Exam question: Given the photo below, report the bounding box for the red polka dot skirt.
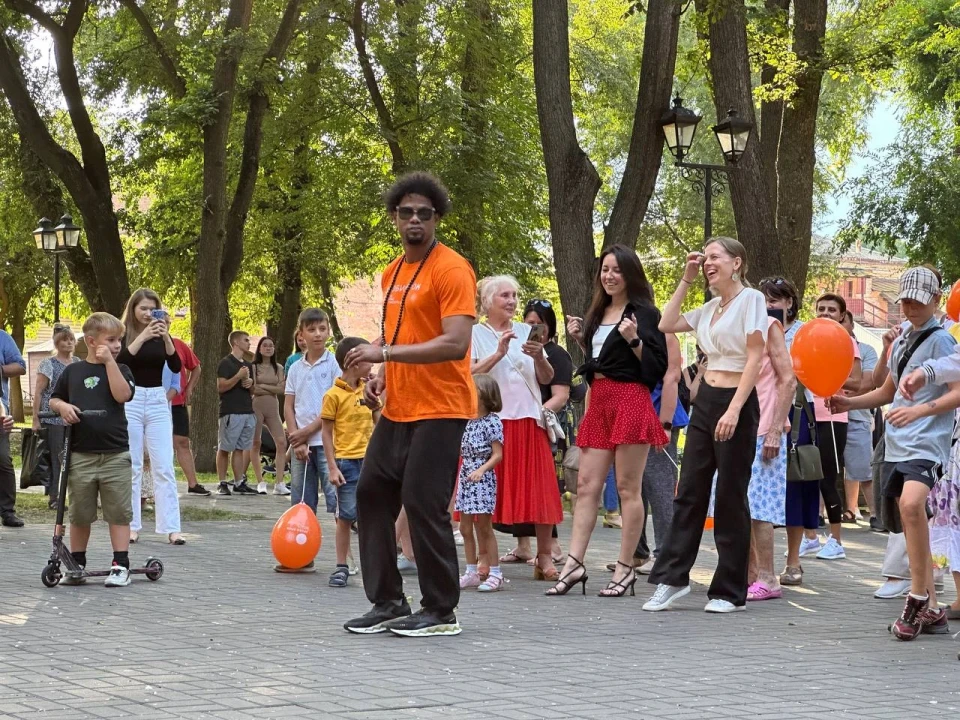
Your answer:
[577,378,668,450]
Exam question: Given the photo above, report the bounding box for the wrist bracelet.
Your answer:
[679,278,693,285]
[382,345,391,363]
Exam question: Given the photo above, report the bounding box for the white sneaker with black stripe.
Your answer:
[104,564,131,587]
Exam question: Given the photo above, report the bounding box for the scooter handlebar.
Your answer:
[37,410,108,420]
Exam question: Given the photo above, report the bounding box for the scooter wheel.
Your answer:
[145,558,164,581]
[41,564,62,588]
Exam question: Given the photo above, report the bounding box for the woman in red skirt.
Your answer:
[472,275,564,581]
[551,244,669,597]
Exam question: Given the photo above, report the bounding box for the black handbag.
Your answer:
[786,385,823,482]
[19,428,52,490]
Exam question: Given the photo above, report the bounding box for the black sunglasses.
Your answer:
[759,276,787,287]
[525,298,553,308]
[397,206,436,222]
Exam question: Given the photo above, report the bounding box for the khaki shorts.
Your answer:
[68,451,133,526]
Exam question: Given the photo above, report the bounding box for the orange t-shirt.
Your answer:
[381,243,478,422]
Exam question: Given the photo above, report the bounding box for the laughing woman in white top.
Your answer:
[644,237,768,613]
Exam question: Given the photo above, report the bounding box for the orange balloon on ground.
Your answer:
[790,317,855,398]
[271,503,321,569]
[947,282,960,322]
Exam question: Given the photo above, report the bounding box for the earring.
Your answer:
[732,271,740,282]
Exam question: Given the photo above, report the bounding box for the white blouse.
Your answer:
[682,288,768,372]
[471,322,544,421]
[591,324,616,360]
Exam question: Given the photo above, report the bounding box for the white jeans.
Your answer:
[127,386,181,534]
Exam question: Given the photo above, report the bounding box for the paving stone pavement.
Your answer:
[1,487,959,719]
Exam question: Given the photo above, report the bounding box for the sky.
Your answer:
[819,97,900,235]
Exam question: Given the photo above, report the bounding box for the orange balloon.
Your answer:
[947,282,960,322]
[271,503,321,569]
[790,317,855,398]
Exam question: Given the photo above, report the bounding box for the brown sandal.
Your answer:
[533,555,559,581]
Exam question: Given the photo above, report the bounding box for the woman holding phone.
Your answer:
[552,244,668,597]
[498,298,572,567]
[119,288,184,545]
[643,237,767,613]
[471,276,563,581]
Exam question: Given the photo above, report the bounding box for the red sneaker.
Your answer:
[920,607,950,635]
[891,594,928,641]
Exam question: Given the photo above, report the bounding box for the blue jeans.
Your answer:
[334,458,362,522]
[604,466,619,512]
[290,446,335,513]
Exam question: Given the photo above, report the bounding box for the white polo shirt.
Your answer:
[284,350,341,447]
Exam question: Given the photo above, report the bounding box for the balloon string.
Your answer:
[830,421,840,476]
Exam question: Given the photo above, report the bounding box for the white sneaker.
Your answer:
[104,564,131,587]
[794,536,822,557]
[816,536,846,560]
[256,481,268,495]
[273,482,291,496]
[705,599,744,613]
[453,530,464,546]
[348,551,359,576]
[642,584,690,611]
[874,579,911,599]
[397,555,418,575]
[637,558,656,575]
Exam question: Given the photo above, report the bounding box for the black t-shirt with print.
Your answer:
[540,341,574,405]
[218,354,254,417]
[51,361,136,453]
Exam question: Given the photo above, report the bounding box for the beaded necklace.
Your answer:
[380,240,439,346]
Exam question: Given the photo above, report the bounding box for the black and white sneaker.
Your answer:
[384,609,462,637]
[216,482,232,496]
[343,601,412,634]
[233,481,257,495]
[188,484,212,496]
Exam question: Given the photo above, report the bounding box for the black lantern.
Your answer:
[33,217,57,251]
[711,109,753,164]
[54,214,82,249]
[660,96,702,163]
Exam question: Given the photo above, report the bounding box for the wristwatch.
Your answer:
[662,421,673,431]
[628,337,642,348]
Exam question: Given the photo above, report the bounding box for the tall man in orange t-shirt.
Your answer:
[343,172,477,637]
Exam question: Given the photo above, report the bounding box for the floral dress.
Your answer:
[455,413,504,515]
[929,416,960,573]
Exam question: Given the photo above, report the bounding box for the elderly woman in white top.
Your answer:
[644,237,768,613]
[471,276,564,581]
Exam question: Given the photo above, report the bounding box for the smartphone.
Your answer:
[151,309,168,321]
[529,323,548,344]
[767,307,785,325]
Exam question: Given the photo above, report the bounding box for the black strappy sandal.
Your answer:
[545,555,588,596]
[599,561,637,597]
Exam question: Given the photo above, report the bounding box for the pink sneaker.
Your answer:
[459,570,482,589]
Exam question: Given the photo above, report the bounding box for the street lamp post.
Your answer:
[660,96,754,243]
[33,214,82,324]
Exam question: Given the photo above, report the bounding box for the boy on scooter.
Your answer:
[49,312,136,587]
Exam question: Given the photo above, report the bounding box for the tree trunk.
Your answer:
[191,0,254,472]
[696,0,782,284]
[758,0,790,213]
[532,0,601,365]
[451,0,496,271]
[266,232,303,366]
[774,0,828,301]
[0,30,130,315]
[317,268,344,342]
[603,0,682,250]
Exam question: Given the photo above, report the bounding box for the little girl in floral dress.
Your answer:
[457,374,505,592]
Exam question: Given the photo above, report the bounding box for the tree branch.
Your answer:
[350,0,405,173]
[3,0,60,35]
[222,0,304,288]
[63,0,87,38]
[119,0,187,98]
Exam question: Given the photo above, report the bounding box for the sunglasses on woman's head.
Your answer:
[526,298,552,308]
[759,276,786,287]
[397,206,436,222]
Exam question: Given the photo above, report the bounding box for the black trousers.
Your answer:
[816,420,847,525]
[648,384,760,606]
[357,417,467,615]
[44,425,67,499]
[0,433,16,517]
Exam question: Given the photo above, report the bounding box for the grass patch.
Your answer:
[14,492,264,524]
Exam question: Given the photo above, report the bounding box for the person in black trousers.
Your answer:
[341,172,477,637]
[643,237,768,613]
[0,329,26,527]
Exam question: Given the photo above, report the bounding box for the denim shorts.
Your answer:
[335,458,362,522]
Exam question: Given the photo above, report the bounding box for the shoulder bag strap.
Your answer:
[791,383,817,446]
[896,327,941,380]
